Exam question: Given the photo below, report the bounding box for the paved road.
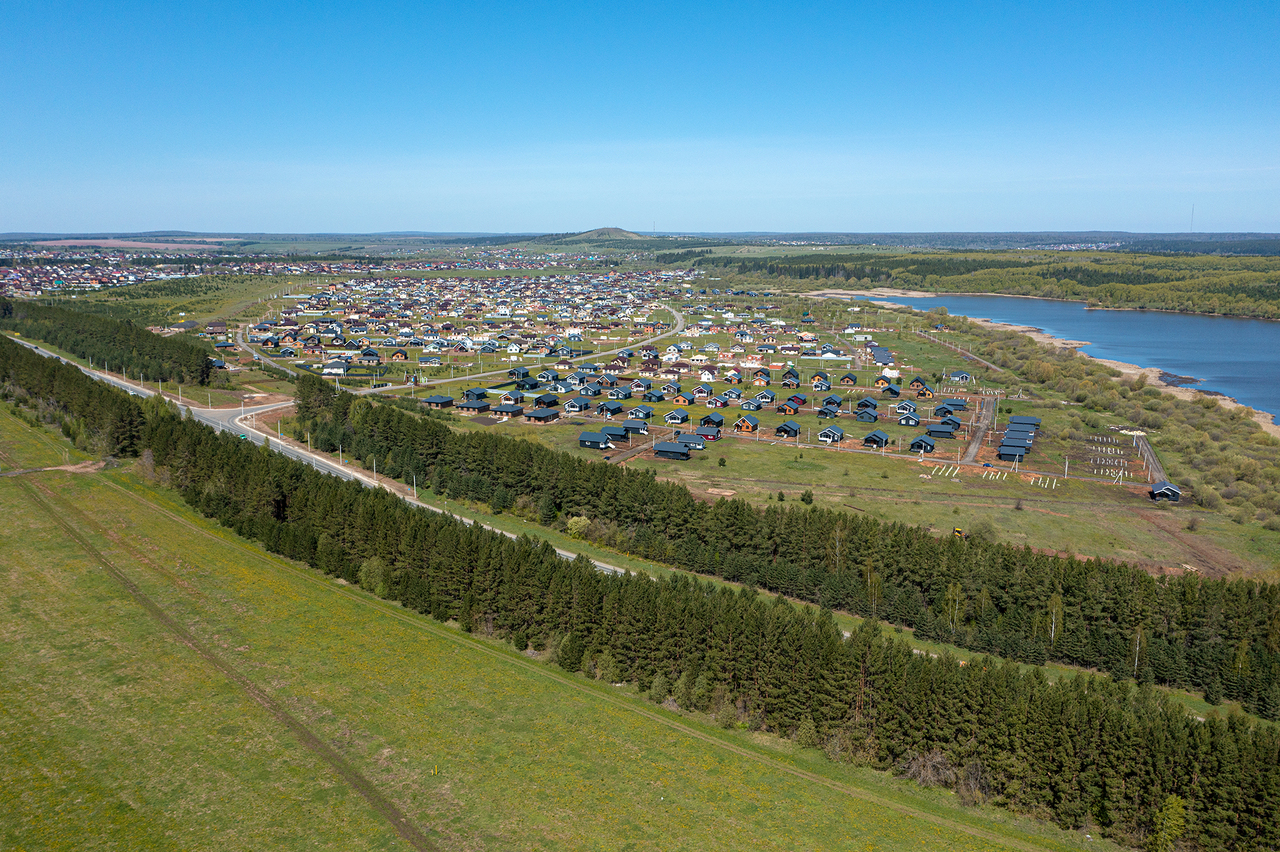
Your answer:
[6,334,630,575]
[236,326,302,377]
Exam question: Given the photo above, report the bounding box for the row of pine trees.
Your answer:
[4,336,1279,849]
[0,298,213,385]
[293,373,1280,720]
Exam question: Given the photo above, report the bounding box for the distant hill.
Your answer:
[570,227,644,241]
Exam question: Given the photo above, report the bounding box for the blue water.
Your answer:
[868,294,1280,417]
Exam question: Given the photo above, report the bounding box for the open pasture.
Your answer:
[0,418,1113,850]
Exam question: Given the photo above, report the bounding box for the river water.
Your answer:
[866,294,1280,418]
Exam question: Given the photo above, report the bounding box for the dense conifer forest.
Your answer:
[0,298,212,385]
[3,335,1278,849]
[695,252,1280,318]
[291,374,1280,720]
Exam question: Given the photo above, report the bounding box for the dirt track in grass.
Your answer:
[13,475,439,852]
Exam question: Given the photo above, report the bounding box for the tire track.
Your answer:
[13,474,437,852]
[96,476,1065,852]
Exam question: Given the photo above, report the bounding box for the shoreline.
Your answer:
[966,316,1280,440]
[817,287,1280,437]
[835,287,1280,322]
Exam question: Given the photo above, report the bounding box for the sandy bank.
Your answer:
[812,286,1280,438]
[964,317,1280,440]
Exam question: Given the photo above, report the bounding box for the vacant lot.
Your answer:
[0,422,1111,851]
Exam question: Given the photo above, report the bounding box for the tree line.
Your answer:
[697,252,1280,318]
[0,298,212,385]
[293,374,1280,720]
[2,335,1276,850]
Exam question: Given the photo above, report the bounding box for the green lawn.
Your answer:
[0,405,90,469]
[0,418,1116,851]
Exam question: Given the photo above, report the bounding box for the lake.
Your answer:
[866,294,1280,418]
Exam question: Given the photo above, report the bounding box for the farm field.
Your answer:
[0,416,1116,852]
[60,274,303,326]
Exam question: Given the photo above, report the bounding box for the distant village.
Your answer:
[0,245,618,298]
[212,271,1053,472]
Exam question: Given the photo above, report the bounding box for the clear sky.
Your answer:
[4,1,1277,234]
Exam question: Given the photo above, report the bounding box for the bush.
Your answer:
[969,519,997,543]
[794,716,821,748]
[647,673,670,704]
[899,749,955,787]
[800,489,814,505]
[557,632,584,672]
[357,556,392,597]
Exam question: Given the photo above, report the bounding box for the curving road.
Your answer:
[6,333,632,576]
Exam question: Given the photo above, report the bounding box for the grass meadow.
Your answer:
[0,413,1116,852]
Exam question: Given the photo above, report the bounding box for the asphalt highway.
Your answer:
[6,334,632,576]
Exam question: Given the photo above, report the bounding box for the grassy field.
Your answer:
[0,405,91,469]
[0,415,1117,851]
[59,274,309,326]
[249,414,1261,729]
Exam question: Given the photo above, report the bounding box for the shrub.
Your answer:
[357,556,392,597]
[794,716,821,749]
[648,673,670,704]
[557,632,584,672]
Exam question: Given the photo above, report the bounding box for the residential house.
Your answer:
[653,442,691,460]
[579,432,612,450]
[597,400,625,418]
[909,435,936,454]
[862,429,890,448]
[524,408,560,424]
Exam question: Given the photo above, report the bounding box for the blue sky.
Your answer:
[4,1,1278,233]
